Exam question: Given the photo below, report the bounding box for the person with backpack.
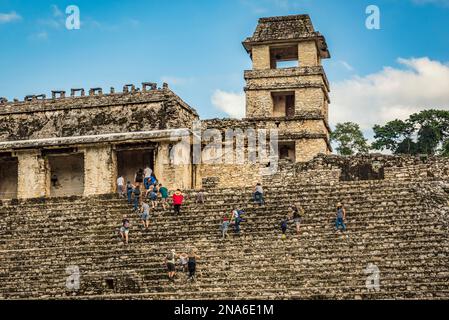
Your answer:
[291,204,305,235]
[147,185,158,209]
[120,215,130,245]
[335,202,347,232]
[144,167,152,189]
[133,186,141,212]
[159,184,169,210]
[253,183,264,206]
[126,181,134,204]
[149,172,158,187]
[134,168,144,188]
[172,189,184,215]
[233,211,244,235]
[165,249,177,282]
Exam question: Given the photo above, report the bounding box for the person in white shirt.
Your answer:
[144,167,153,189]
[117,175,125,197]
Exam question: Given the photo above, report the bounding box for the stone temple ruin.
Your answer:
[0,14,448,300]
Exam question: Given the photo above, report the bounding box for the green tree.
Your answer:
[372,109,449,155]
[331,122,370,156]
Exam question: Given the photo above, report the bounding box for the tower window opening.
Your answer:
[272,91,295,117]
[270,45,299,69]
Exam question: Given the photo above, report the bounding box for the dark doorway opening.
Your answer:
[272,92,295,117]
[0,155,18,199]
[278,142,296,162]
[117,147,155,185]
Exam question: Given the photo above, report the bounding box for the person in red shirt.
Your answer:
[172,189,184,215]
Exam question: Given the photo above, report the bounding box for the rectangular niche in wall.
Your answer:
[272,91,295,117]
[47,152,85,197]
[0,153,18,200]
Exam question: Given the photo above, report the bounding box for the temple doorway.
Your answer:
[0,154,18,199]
[116,144,155,185]
[47,152,85,197]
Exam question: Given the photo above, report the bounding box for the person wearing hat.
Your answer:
[335,202,347,232]
[165,249,177,282]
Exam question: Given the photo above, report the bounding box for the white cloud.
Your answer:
[339,60,354,72]
[330,57,449,134]
[0,11,22,24]
[211,90,246,119]
[51,5,63,17]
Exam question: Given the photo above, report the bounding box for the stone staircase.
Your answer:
[0,178,448,300]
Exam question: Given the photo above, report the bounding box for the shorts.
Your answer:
[167,263,175,272]
[141,213,149,221]
[161,197,168,203]
[120,227,129,234]
[294,217,302,225]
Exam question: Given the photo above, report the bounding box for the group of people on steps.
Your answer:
[119,174,348,282]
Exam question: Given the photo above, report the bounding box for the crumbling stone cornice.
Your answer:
[244,66,330,90]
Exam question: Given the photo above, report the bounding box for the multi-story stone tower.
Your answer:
[243,14,332,162]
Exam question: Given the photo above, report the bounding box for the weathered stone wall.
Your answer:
[154,143,193,190]
[48,154,84,197]
[251,45,270,70]
[0,89,198,142]
[244,67,329,119]
[298,40,319,66]
[274,154,449,185]
[296,138,329,162]
[16,150,49,199]
[82,146,115,196]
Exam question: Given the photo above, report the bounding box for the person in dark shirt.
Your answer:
[133,186,141,212]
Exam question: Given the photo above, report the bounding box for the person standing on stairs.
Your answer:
[159,184,169,210]
[196,189,205,204]
[144,166,152,190]
[120,215,130,245]
[187,249,200,281]
[172,189,184,215]
[291,204,304,235]
[126,181,134,204]
[140,200,150,230]
[134,168,144,188]
[133,186,141,212]
[253,183,264,206]
[221,216,230,239]
[117,175,125,198]
[280,216,289,240]
[335,202,347,232]
[146,185,158,209]
[165,249,177,282]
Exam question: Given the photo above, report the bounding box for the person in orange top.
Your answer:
[172,189,184,215]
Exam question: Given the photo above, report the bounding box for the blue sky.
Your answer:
[1,0,449,134]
